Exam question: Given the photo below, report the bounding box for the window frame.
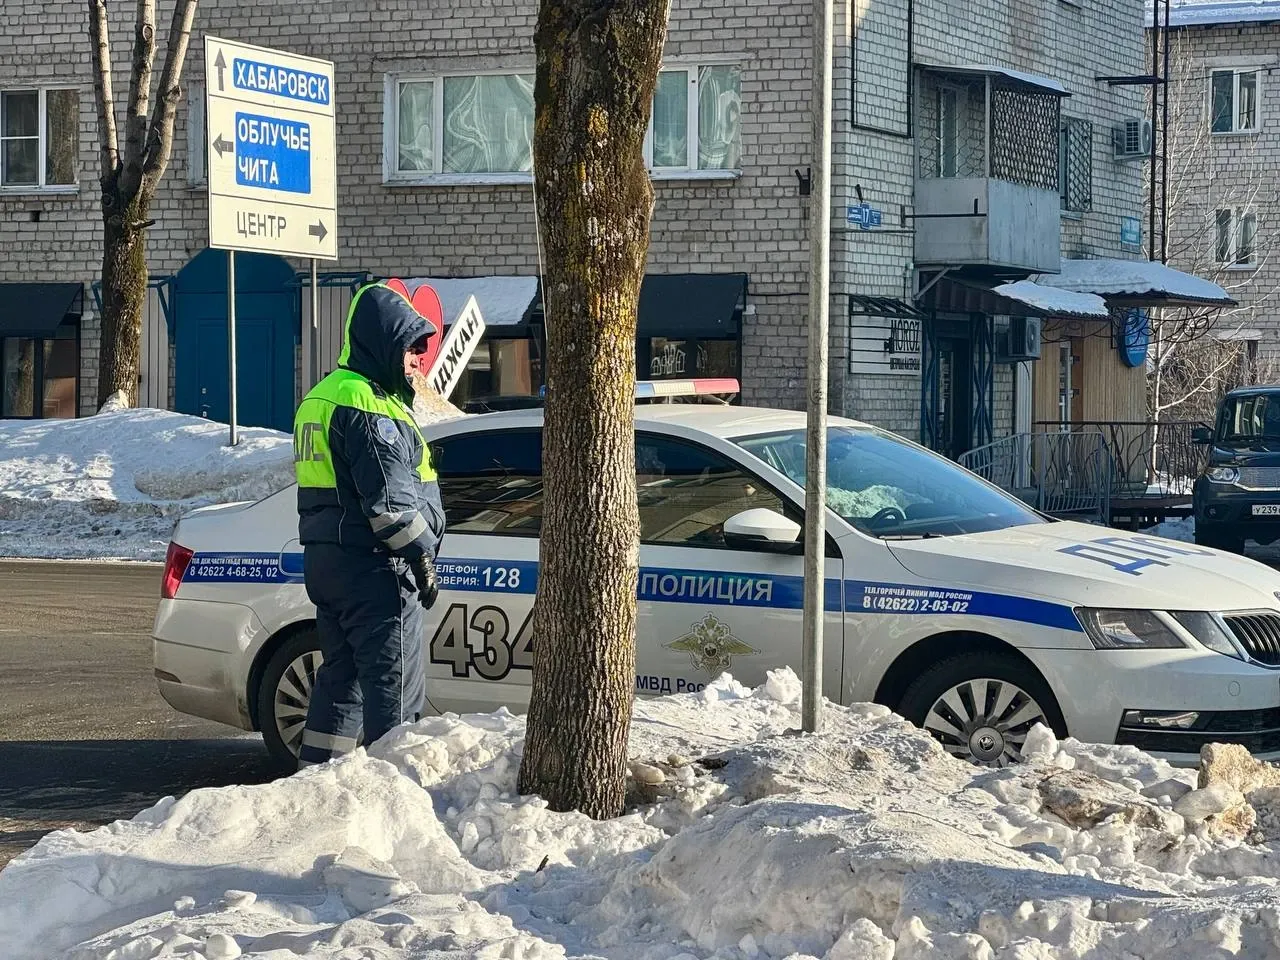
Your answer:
[0,85,80,193]
[937,84,962,179]
[1209,66,1261,135]
[1058,116,1092,216]
[0,322,81,420]
[384,63,742,186]
[1215,207,1259,269]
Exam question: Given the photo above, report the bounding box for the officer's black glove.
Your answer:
[411,556,439,609]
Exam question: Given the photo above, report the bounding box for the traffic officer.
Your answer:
[292,282,445,767]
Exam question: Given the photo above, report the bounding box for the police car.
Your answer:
[153,380,1280,769]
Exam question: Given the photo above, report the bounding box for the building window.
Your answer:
[387,65,741,182]
[1216,208,1257,266]
[0,88,79,189]
[1059,117,1092,213]
[0,322,78,418]
[1211,69,1259,134]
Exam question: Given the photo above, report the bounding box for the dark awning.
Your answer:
[848,294,930,320]
[637,273,748,339]
[0,282,84,337]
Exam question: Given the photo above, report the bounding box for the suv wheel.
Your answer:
[897,652,1065,767]
[256,629,323,772]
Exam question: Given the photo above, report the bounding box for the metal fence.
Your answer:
[961,430,1113,524]
[1032,420,1208,498]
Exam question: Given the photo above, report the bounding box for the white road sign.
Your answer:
[204,36,337,260]
[427,297,487,399]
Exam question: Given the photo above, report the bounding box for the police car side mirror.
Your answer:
[1192,426,1213,445]
[724,508,803,552]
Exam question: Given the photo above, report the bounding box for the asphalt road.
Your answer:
[0,560,276,869]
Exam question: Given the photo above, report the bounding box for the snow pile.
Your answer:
[0,408,294,560]
[0,390,465,561]
[9,671,1280,959]
[1144,517,1196,543]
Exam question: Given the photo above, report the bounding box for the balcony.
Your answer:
[914,65,1065,276]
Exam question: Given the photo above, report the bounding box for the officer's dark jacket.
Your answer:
[293,284,445,562]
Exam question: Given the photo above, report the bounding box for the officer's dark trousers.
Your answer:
[298,543,425,766]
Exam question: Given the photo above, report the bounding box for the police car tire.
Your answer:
[257,629,323,773]
[896,651,1066,764]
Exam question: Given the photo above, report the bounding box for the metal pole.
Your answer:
[1160,0,1171,264]
[227,250,239,447]
[310,258,320,386]
[802,0,834,734]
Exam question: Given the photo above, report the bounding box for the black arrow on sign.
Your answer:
[214,50,226,91]
[212,134,233,158]
[308,221,328,242]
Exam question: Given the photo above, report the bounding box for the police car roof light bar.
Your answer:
[634,378,740,401]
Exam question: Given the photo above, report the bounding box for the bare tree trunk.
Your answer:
[11,340,37,416]
[89,0,198,409]
[97,199,149,407]
[517,0,669,819]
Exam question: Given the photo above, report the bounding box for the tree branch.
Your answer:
[120,0,157,199]
[140,0,199,197]
[87,0,119,182]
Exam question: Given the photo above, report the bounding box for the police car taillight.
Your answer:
[162,541,194,599]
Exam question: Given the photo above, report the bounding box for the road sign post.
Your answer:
[204,36,338,444]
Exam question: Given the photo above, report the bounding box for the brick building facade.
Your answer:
[1,0,1173,456]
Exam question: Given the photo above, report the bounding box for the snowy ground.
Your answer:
[0,408,294,561]
[7,671,1280,960]
[1143,517,1195,543]
[0,387,463,561]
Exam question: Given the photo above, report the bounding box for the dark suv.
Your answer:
[1193,386,1280,553]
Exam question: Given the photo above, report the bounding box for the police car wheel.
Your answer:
[897,652,1065,768]
[257,630,324,771]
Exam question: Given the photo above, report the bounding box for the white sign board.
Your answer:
[204,36,337,259]
[849,311,922,377]
[427,296,488,399]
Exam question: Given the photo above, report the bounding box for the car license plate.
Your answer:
[1253,505,1280,516]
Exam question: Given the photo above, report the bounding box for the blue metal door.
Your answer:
[173,249,297,432]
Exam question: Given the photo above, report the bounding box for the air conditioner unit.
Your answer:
[1112,118,1152,161]
[1000,316,1042,361]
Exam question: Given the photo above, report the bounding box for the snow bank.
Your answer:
[8,671,1280,960]
[0,408,294,560]
[0,391,464,561]
[1144,517,1195,543]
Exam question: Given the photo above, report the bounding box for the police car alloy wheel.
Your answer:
[897,652,1064,768]
[255,629,324,770]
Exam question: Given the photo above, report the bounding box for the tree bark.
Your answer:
[517,0,669,819]
[89,0,198,409]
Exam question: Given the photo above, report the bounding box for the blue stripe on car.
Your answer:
[182,551,1081,632]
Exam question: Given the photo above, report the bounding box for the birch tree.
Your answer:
[88,0,199,407]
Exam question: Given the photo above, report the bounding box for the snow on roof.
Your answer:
[916,62,1070,95]
[1152,0,1280,27]
[1033,258,1234,306]
[402,276,538,327]
[992,280,1110,319]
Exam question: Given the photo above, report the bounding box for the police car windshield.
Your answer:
[735,426,1044,539]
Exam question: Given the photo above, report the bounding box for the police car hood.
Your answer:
[887,520,1280,613]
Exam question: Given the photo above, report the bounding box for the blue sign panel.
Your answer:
[846,203,883,231]
[1117,308,1150,368]
[1121,216,1142,248]
[235,112,312,193]
[233,58,331,106]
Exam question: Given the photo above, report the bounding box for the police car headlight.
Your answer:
[1077,609,1186,650]
[1206,466,1240,484]
[1170,611,1245,661]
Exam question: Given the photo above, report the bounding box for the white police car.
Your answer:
[153,381,1280,769]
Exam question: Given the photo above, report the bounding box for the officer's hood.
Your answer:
[338,284,437,403]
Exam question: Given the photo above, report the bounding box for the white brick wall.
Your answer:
[0,0,1147,438]
[1159,22,1280,360]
